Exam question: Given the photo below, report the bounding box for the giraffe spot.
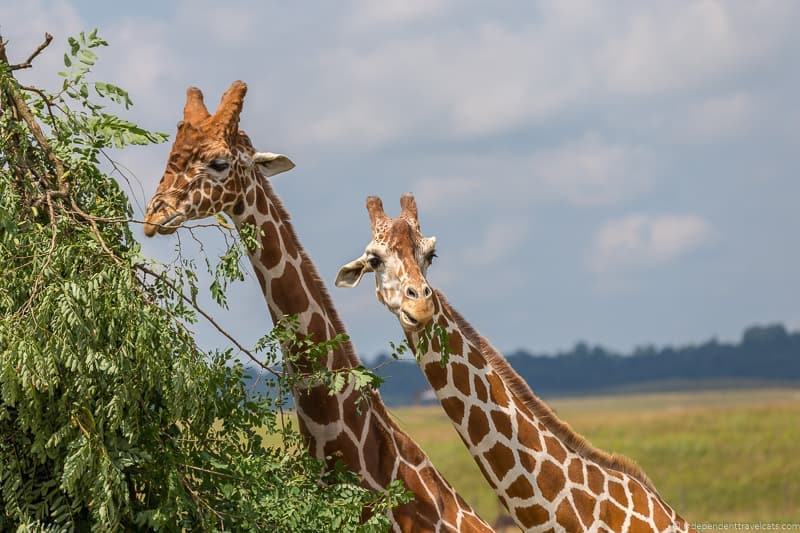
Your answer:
[396,463,439,527]
[420,466,458,525]
[568,458,584,484]
[447,331,463,356]
[536,460,566,502]
[396,431,427,467]
[467,406,490,446]
[245,188,255,205]
[322,431,360,473]
[270,267,309,315]
[461,514,490,532]
[424,361,448,390]
[437,315,448,329]
[486,372,509,408]
[298,385,340,426]
[221,191,236,205]
[652,497,671,530]
[587,464,604,495]
[256,189,269,214]
[192,190,202,204]
[572,488,596,528]
[518,450,537,473]
[544,435,567,463]
[629,515,652,532]
[490,410,512,439]
[258,221,281,269]
[361,412,395,487]
[629,479,650,517]
[198,196,212,214]
[279,223,299,259]
[306,312,327,344]
[506,474,535,500]
[232,200,245,215]
[515,504,549,528]
[254,268,267,291]
[598,498,627,531]
[467,347,485,369]
[608,480,629,508]
[556,497,582,531]
[517,413,542,452]
[483,442,516,482]
[452,363,471,396]
[340,388,367,438]
[440,396,465,422]
[474,375,488,403]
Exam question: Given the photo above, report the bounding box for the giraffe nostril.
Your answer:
[406,287,418,299]
[423,286,431,298]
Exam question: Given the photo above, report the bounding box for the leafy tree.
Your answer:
[0,31,406,531]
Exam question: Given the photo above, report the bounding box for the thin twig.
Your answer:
[134,263,281,379]
[7,33,53,71]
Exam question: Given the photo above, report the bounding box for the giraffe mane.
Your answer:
[434,290,660,495]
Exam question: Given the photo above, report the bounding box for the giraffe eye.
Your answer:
[368,256,383,269]
[426,252,437,265]
[208,159,230,172]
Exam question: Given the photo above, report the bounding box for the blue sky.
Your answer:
[4,1,799,358]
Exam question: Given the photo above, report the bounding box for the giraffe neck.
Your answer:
[229,173,493,532]
[407,290,693,532]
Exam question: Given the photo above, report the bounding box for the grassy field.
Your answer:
[385,388,800,525]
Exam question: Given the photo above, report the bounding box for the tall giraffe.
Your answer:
[143,83,492,532]
[336,194,696,533]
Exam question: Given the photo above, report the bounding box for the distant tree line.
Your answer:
[370,324,800,405]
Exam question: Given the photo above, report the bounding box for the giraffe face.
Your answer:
[336,194,437,332]
[143,81,294,237]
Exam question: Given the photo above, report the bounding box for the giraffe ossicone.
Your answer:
[143,83,493,532]
[336,193,696,533]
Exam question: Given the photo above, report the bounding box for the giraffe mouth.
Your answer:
[401,310,420,328]
[143,212,185,237]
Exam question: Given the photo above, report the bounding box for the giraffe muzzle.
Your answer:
[399,299,435,330]
[143,212,184,237]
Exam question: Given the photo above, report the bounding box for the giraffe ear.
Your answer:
[253,152,296,177]
[335,254,369,288]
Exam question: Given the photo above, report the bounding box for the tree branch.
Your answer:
[5,33,53,71]
[134,263,281,378]
[0,32,65,188]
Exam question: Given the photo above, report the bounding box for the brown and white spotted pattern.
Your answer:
[336,194,696,533]
[144,83,492,532]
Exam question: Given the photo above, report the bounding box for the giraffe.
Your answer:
[336,193,696,533]
[142,82,493,532]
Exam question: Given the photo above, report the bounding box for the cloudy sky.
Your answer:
[4,1,799,358]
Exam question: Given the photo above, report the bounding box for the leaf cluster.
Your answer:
[0,31,407,531]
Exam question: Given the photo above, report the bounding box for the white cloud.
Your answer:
[589,214,713,275]
[411,135,651,211]
[682,92,755,142]
[413,176,483,210]
[532,135,652,206]
[289,1,798,148]
[462,220,528,268]
[350,0,451,27]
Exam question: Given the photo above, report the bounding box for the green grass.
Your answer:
[262,388,800,525]
[386,388,800,525]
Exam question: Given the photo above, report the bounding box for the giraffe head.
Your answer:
[336,193,437,332]
[143,80,295,236]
